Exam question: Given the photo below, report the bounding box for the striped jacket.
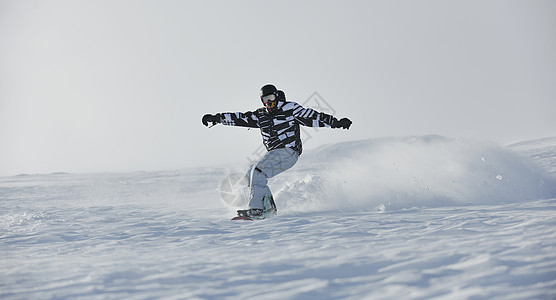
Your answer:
[218,101,339,155]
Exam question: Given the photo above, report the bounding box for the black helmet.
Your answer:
[260,84,277,97]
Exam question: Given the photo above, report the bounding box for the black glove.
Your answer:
[336,117,352,129]
[202,114,221,127]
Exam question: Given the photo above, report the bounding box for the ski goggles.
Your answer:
[261,93,276,104]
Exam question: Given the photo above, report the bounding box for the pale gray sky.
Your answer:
[1,0,555,176]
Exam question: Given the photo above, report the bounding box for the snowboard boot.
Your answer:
[262,195,277,215]
[236,195,277,220]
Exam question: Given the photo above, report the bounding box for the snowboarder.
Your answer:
[202,84,352,220]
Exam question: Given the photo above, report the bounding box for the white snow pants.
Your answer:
[246,148,299,209]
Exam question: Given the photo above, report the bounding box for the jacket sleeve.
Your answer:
[218,111,260,128]
[290,102,339,128]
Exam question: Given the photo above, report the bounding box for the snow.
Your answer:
[508,136,556,176]
[1,136,556,299]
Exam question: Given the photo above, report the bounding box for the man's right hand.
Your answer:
[202,114,220,127]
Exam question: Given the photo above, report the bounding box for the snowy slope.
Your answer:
[1,136,555,299]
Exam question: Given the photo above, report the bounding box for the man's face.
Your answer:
[261,94,277,109]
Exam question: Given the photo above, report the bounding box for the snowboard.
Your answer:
[231,206,276,221]
[231,216,254,221]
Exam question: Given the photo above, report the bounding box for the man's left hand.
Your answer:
[337,118,352,129]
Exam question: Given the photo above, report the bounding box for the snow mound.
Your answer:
[508,136,556,174]
[273,135,556,212]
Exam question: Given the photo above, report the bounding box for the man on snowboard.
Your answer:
[202,84,352,219]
